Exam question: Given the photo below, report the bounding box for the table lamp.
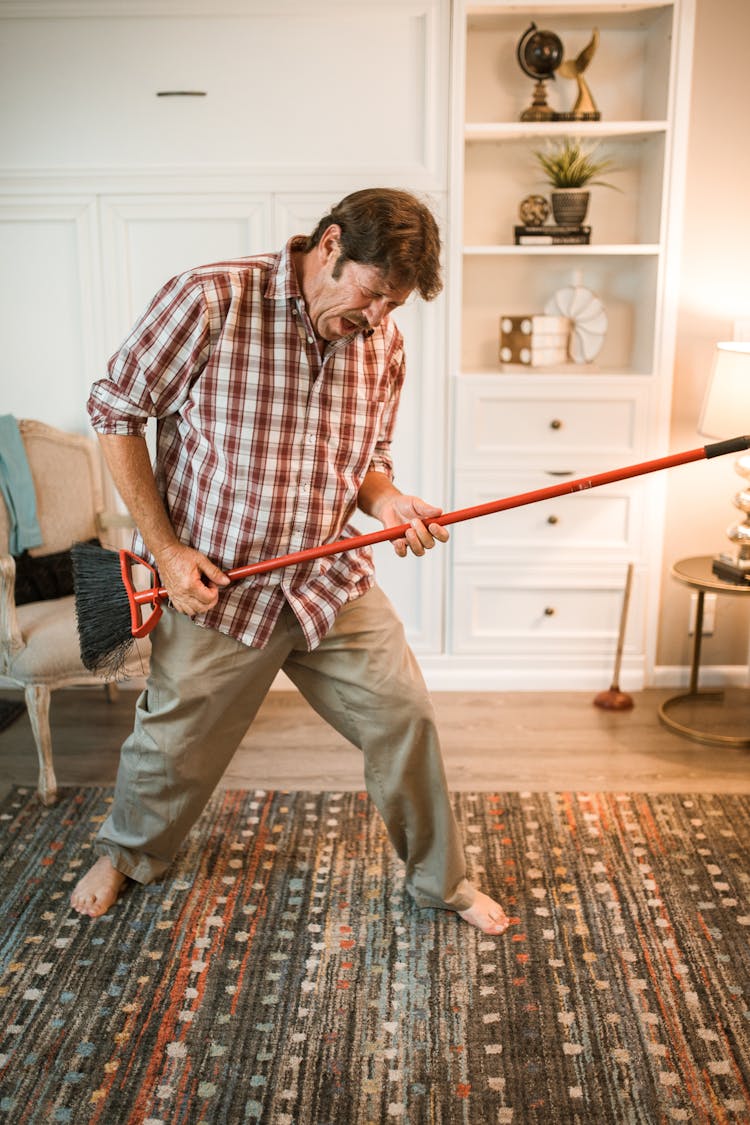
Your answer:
[698,341,750,583]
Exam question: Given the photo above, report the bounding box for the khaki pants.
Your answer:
[96,586,475,911]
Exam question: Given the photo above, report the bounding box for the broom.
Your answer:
[73,435,750,677]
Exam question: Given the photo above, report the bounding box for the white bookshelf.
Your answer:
[445,0,696,688]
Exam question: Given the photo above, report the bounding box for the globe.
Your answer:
[516,23,563,121]
[517,24,564,80]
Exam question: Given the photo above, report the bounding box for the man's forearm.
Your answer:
[357,470,401,523]
[97,433,179,559]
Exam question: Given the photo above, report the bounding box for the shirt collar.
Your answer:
[264,236,305,302]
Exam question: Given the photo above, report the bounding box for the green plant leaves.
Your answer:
[533,137,620,189]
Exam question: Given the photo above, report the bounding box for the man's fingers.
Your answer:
[428,521,450,543]
[392,519,450,558]
[405,525,426,556]
[198,558,230,586]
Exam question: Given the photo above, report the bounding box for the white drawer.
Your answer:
[454,378,646,470]
[451,566,642,656]
[451,472,644,562]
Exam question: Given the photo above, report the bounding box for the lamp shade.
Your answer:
[699,342,750,439]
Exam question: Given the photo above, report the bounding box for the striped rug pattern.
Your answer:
[2,787,750,1123]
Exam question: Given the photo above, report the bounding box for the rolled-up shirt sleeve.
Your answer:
[88,274,211,436]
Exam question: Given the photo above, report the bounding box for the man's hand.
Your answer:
[153,542,230,616]
[374,493,450,559]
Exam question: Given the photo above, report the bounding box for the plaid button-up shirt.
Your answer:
[87,238,406,650]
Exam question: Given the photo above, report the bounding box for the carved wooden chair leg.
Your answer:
[24,683,57,806]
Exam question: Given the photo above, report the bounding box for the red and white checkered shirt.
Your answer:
[87,237,406,650]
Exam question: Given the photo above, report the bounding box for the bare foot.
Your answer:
[458,891,510,935]
[70,855,128,918]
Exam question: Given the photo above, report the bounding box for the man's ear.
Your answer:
[318,223,342,265]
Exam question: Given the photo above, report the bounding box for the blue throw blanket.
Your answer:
[0,416,42,554]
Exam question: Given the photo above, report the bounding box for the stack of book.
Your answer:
[514,225,591,246]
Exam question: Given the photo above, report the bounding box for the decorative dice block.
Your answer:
[500,315,570,366]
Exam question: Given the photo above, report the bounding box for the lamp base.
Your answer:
[711,554,750,585]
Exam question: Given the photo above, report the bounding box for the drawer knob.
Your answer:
[544,606,556,616]
[547,514,559,525]
[550,418,563,430]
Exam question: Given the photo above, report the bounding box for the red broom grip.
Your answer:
[129,437,749,616]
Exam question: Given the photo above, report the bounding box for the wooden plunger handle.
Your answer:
[612,562,634,688]
[132,436,750,608]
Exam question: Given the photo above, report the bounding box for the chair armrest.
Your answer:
[0,554,24,668]
[97,511,135,531]
[96,510,135,550]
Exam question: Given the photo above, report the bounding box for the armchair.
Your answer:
[0,419,148,805]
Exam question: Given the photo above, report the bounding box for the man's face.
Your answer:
[306,233,413,342]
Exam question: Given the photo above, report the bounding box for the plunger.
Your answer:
[594,562,635,711]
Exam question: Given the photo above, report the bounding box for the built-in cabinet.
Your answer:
[0,0,695,688]
[443,0,695,687]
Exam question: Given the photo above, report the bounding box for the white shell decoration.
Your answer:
[544,284,607,363]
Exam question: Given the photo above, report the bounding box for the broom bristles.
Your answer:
[71,541,137,678]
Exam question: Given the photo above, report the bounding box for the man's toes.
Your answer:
[70,892,95,917]
[458,892,511,935]
[69,859,126,918]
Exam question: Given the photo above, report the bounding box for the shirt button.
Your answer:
[307,336,314,344]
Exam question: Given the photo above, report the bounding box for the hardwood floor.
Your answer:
[2,684,750,801]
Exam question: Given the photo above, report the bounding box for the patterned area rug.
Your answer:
[2,788,750,1124]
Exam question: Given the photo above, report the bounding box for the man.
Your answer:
[70,188,510,936]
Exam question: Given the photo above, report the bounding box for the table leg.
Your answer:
[656,588,750,747]
[689,590,704,694]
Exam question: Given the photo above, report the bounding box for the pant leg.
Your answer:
[283,586,475,912]
[96,606,297,883]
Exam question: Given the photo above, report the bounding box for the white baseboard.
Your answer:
[651,665,750,690]
[114,665,750,695]
[273,662,646,693]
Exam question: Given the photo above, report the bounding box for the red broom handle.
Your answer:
[132,436,750,607]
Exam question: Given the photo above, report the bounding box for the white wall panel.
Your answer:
[0,199,98,433]
[98,195,270,356]
[0,4,445,185]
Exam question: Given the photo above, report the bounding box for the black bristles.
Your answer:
[71,541,136,678]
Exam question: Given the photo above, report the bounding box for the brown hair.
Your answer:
[304,188,443,301]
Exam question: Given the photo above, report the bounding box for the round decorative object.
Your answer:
[544,283,607,363]
[517,25,564,80]
[519,194,550,226]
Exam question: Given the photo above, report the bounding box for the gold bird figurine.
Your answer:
[558,29,601,120]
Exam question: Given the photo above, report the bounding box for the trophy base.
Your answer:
[552,111,601,121]
[712,554,750,585]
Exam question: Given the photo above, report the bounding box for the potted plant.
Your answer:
[533,137,619,226]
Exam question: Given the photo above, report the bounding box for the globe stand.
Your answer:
[521,79,557,121]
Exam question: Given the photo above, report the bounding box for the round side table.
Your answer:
[658,556,750,747]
